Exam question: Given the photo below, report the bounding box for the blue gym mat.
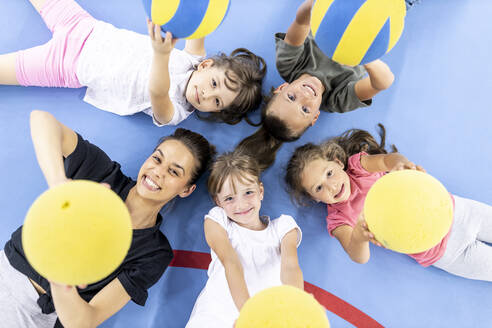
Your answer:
[1,0,491,327]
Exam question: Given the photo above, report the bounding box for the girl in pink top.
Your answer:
[284,124,492,282]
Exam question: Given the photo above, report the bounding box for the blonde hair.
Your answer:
[208,150,262,199]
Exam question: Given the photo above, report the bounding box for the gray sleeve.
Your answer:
[275,33,306,83]
[325,78,372,113]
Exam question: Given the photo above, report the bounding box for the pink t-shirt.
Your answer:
[326,152,453,267]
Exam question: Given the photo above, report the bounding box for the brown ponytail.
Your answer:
[235,125,283,172]
[233,88,307,172]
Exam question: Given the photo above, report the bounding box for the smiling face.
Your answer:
[136,139,197,203]
[215,173,264,229]
[300,158,351,204]
[185,59,240,113]
[266,74,324,135]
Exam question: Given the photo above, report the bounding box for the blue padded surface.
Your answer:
[1,0,492,327]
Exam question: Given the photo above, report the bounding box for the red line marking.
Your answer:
[304,282,384,328]
[170,249,211,270]
[170,250,383,328]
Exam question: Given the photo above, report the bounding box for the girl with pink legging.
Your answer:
[0,0,267,126]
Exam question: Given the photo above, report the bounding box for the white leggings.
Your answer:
[432,195,492,281]
[0,250,57,328]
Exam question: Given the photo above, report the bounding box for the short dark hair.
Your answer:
[262,113,302,142]
[156,128,217,185]
[262,90,307,142]
[233,90,302,172]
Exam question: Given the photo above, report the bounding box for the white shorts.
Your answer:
[0,250,57,328]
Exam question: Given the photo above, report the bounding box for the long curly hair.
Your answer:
[285,124,397,205]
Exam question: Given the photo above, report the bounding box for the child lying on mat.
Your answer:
[285,124,492,282]
[186,151,303,328]
[0,0,266,126]
[234,0,394,171]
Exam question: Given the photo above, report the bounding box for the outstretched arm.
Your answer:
[0,53,20,85]
[280,229,304,289]
[204,218,250,311]
[284,0,314,47]
[332,214,380,264]
[51,278,131,328]
[360,153,425,173]
[184,37,206,57]
[30,110,78,187]
[148,20,179,125]
[354,60,395,101]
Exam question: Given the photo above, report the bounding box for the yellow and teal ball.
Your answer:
[311,0,406,66]
[22,180,132,285]
[236,285,330,328]
[364,170,453,254]
[142,0,230,39]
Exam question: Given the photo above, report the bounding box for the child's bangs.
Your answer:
[224,170,259,195]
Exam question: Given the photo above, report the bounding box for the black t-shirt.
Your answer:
[4,134,173,327]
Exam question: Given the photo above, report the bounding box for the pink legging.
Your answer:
[15,0,96,88]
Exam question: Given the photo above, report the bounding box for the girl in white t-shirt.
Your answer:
[186,151,304,328]
[0,0,266,126]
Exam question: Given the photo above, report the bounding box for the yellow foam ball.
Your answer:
[236,286,330,328]
[311,0,406,66]
[364,170,453,254]
[22,180,132,285]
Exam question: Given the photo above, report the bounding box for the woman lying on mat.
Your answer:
[0,110,216,328]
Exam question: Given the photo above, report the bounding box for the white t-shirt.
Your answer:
[76,21,203,126]
[186,207,302,328]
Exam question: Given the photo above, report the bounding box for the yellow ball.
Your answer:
[236,286,330,328]
[311,0,406,66]
[364,170,453,254]
[22,180,132,285]
[143,0,231,39]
